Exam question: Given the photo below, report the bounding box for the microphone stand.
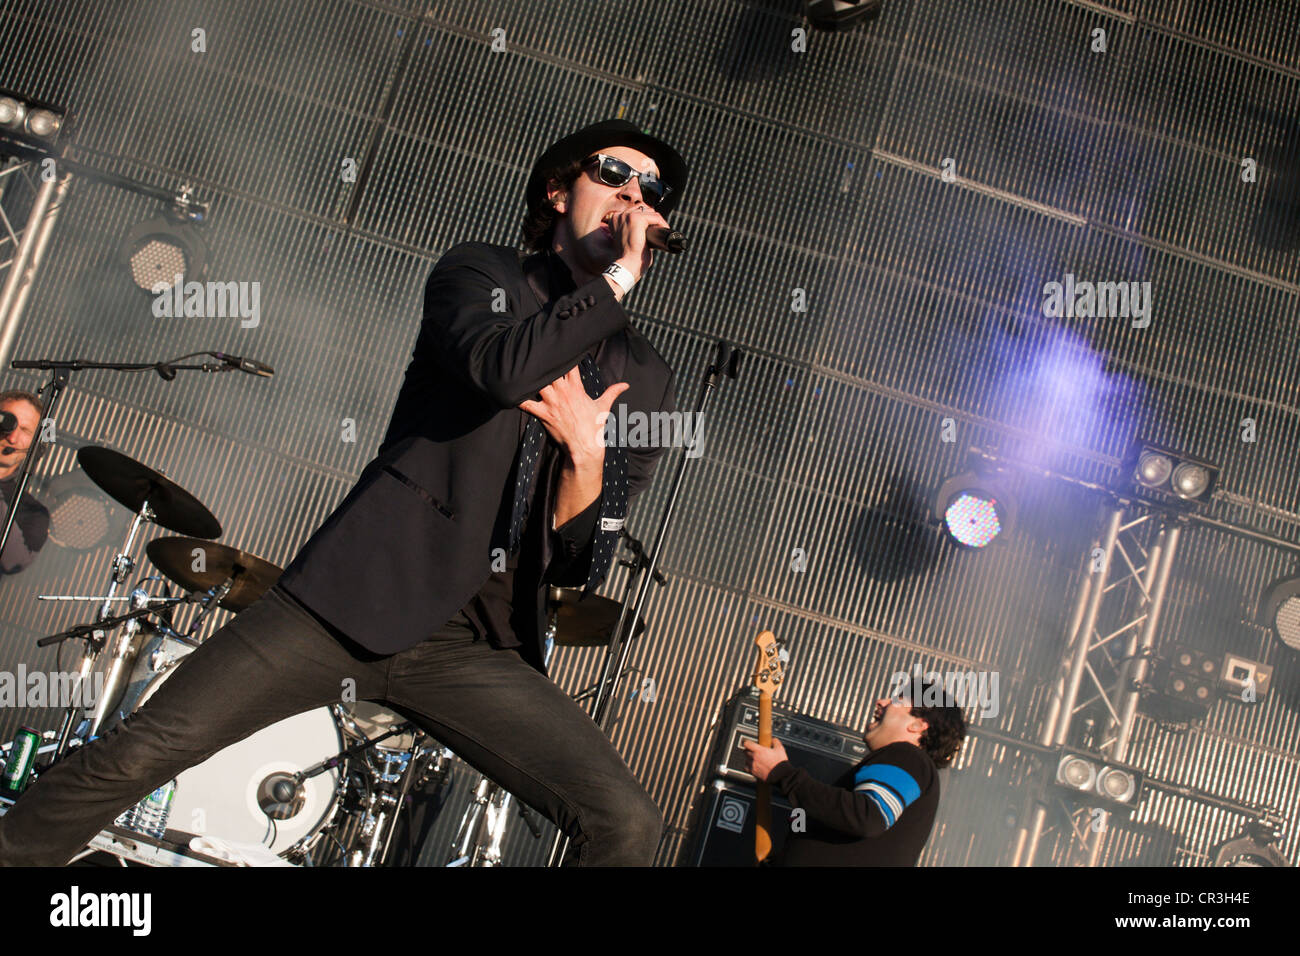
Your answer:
[546,340,743,866]
[0,354,238,561]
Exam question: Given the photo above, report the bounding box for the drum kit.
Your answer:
[25,445,643,867]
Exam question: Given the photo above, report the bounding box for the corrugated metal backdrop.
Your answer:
[0,0,1296,866]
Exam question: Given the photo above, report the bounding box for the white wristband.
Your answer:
[603,262,636,295]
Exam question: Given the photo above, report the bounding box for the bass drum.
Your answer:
[134,669,343,855]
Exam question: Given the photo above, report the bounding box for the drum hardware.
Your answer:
[343,741,453,868]
[282,708,450,867]
[145,536,283,616]
[37,590,190,752]
[36,581,206,737]
[447,776,544,867]
[545,586,647,647]
[346,747,416,867]
[76,446,222,541]
[34,446,224,761]
[282,702,428,868]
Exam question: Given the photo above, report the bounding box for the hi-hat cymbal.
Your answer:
[77,446,222,540]
[147,536,282,612]
[547,587,647,647]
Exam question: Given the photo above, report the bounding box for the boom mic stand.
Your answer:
[0,353,243,560]
[546,340,743,866]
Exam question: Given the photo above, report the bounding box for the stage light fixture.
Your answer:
[806,0,884,29]
[1170,461,1211,499]
[0,89,68,151]
[1096,766,1138,804]
[932,470,1017,548]
[1050,750,1144,811]
[1146,644,1219,720]
[26,108,61,140]
[1260,575,1300,652]
[42,470,117,551]
[1135,450,1172,487]
[0,96,22,129]
[118,197,209,293]
[1122,441,1218,512]
[1057,754,1096,792]
[1218,653,1272,701]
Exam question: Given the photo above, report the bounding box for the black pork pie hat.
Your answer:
[525,118,688,216]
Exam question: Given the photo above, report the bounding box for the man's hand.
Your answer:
[604,203,670,297]
[518,365,629,465]
[742,737,789,783]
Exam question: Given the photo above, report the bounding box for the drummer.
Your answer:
[0,390,50,575]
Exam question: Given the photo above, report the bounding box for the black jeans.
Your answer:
[0,586,661,866]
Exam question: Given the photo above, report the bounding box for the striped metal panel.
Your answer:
[0,0,1297,867]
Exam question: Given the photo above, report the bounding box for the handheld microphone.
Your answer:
[0,411,16,436]
[646,226,687,255]
[209,351,275,378]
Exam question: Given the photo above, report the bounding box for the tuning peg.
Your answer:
[778,648,790,664]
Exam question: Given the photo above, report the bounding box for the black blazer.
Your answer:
[278,241,675,662]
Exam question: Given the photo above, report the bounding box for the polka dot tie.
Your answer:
[508,354,628,593]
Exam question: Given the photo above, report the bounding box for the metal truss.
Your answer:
[1013,502,1183,866]
[0,152,72,375]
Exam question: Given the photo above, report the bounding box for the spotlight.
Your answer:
[1260,574,1300,652]
[118,193,209,293]
[1050,749,1144,812]
[25,109,61,140]
[1122,442,1218,512]
[0,89,69,152]
[1096,765,1138,804]
[1057,754,1096,792]
[42,470,119,551]
[0,96,22,129]
[1148,644,1218,720]
[1135,450,1172,487]
[1170,461,1211,499]
[806,0,884,29]
[933,470,1017,548]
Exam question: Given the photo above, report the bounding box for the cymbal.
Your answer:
[547,587,646,647]
[77,446,222,540]
[146,536,282,612]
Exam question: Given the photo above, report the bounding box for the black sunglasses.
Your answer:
[583,154,671,209]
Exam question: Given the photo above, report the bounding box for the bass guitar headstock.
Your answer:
[752,630,786,698]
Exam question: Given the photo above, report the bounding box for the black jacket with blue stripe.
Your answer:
[769,741,939,866]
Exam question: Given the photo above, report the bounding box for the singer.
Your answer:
[0,119,687,866]
[0,390,50,576]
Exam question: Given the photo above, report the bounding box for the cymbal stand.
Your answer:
[48,498,155,758]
